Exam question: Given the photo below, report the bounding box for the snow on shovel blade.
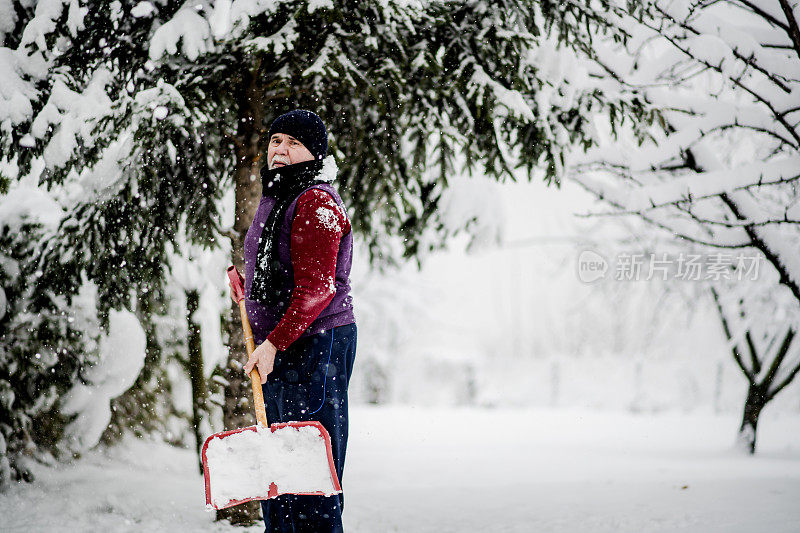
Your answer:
[202,421,342,510]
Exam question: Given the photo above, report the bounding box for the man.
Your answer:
[242,109,356,532]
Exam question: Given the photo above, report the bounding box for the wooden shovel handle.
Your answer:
[228,266,268,427]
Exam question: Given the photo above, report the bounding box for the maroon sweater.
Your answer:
[264,188,351,350]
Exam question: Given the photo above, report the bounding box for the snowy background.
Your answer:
[348,176,800,415]
[3,173,799,533]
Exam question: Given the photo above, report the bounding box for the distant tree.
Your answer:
[710,286,800,453]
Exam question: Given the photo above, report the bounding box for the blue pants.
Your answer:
[260,323,357,533]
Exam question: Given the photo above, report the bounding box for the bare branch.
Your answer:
[653,142,800,305]
[778,0,800,61]
[709,286,754,381]
[571,177,752,249]
[721,193,800,303]
[571,165,800,216]
[767,357,800,400]
[760,328,796,388]
[761,43,795,50]
[676,205,800,228]
[639,15,800,147]
[731,1,790,32]
[698,123,797,149]
[655,4,795,92]
[745,330,761,375]
[676,201,750,240]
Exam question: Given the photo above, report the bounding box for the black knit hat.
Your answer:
[267,109,328,160]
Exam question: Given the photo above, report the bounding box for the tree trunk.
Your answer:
[216,61,267,526]
[737,383,767,454]
[186,289,207,474]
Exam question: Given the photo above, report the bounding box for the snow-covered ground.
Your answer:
[2,406,799,532]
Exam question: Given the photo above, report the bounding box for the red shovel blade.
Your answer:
[202,421,342,510]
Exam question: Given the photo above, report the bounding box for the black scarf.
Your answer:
[250,159,327,306]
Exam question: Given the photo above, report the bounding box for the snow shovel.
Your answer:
[201,265,342,510]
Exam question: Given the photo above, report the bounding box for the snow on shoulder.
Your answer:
[318,155,338,182]
[203,424,340,509]
[311,156,346,232]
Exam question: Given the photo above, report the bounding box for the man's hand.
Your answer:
[243,340,277,384]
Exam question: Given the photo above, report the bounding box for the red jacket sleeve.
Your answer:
[266,188,350,351]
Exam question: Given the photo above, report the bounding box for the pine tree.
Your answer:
[0,0,641,516]
[0,217,95,487]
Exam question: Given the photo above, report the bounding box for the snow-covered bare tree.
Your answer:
[709,282,800,453]
[569,0,800,452]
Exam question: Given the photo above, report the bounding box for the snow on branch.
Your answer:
[468,64,535,122]
[618,155,800,212]
[149,7,213,61]
[32,69,114,169]
[244,18,298,55]
[19,0,86,51]
[0,47,42,127]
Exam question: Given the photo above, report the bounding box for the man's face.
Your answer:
[267,133,315,169]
